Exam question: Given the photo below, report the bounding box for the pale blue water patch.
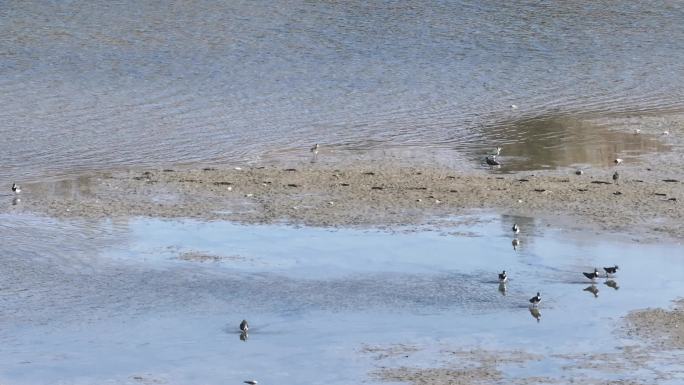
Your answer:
[0,214,683,384]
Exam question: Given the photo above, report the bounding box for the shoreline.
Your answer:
[5,162,682,241]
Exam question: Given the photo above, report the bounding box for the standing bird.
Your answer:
[575,169,584,175]
[603,265,619,276]
[613,171,619,185]
[512,223,520,234]
[583,268,600,281]
[498,270,507,283]
[614,158,623,165]
[310,143,319,163]
[240,319,249,333]
[529,292,542,307]
[485,156,501,166]
[11,183,21,194]
[512,238,520,251]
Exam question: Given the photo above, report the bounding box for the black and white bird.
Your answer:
[583,268,600,281]
[512,223,520,234]
[11,183,21,194]
[603,265,619,275]
[240,319,249,333]
[613,171,619,185]
[575,169,584,175]
[498,270,507,283]
[310,143,319,155]
[529,292,541,306]
[512,238,520,251]
[614,158,623,165]
[244,381,258,385]
[485,156,501,166]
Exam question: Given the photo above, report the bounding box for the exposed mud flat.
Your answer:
[624,299,684,349]
[6,161,683,240]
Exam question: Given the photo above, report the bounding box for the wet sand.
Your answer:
[7,162,682,240]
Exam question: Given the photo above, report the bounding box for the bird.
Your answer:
[491,147,502,156]
[244,381,258,385]
[498,270,507,283]
[512,223,520,234]
[614,158,623,165]
[512,238,520,250]
[485,156,501,166]
[584,285,599,298]
[613,171,619,185]
[510,104,518,110]
[11,183,21,194]
[575,169,584,175]
[529,292,541,306]
[240,319,249,333]
[310,143,319,154]
[634,129,641,135]
[583,268,600,281]
[603,265,619,275]
[663,130,670,136]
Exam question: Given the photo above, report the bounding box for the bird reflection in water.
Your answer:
[529,306,541,323]
[512,238,520,251]
[604,280,619,290]
[498,282,507,296]
[240,331,249,342]
[583,284,599,298]
[12,197,20,205]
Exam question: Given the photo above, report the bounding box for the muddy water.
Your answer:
[2,1,684,181]
[0,214,683,384]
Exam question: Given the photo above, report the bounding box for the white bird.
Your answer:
[614,158,623,165]
[634,129,641,135]
[663,131,670,136]
[11,183,21,194]
[510,104,518,110]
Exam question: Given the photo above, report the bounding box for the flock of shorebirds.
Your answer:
[501,221,620,322]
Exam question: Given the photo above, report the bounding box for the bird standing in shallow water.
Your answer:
[512,223,520,234]
[613,171,619,185]
[603,265,619,276]
[310,143,319,163]
[240,319,249,333]
[485,156,500,166]
[583,268,600,281]
[498,270,507,283]
[529,292,541,307]
[11,183,20,194]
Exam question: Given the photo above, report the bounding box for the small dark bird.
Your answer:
[240,319,249,333]
[498,270,507,283]
[603,265,619,275]
[485,156,501,166]
[512,223,520,234]
[11,183,21,194]
[613,171,619,185]
[529,292,541,306]
[583,268,600,281]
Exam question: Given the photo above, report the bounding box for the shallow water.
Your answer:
[1,214,683,384]
[1,1,684,180]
